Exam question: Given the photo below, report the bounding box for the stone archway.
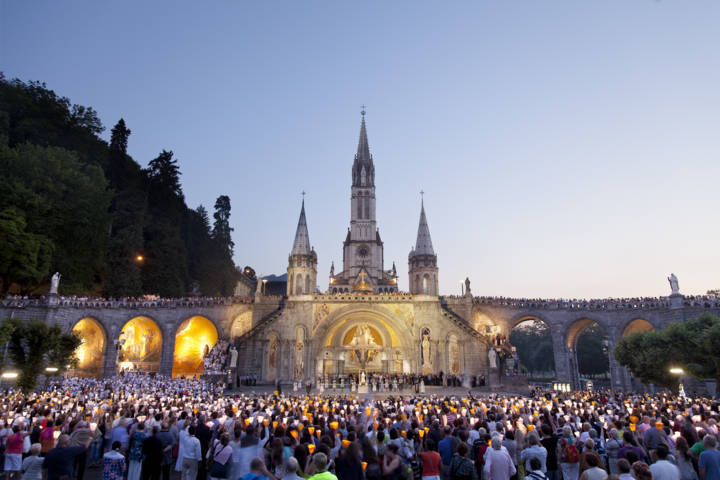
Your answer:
[565,318,611,390]
[71,318,107,377]
[312,305,415,377]
[117,316,163,373]
[172,316,218,378]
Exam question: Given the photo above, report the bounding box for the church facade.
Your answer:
[239,112,486,382]
[2,113,718,392]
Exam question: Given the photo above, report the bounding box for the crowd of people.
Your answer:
[0,295,255,309]
[298,374,486,394]
[468,295,720,310]
[203,340,232,376]
[0,372,717,480]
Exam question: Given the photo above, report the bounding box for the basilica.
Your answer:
[233,112,487,382]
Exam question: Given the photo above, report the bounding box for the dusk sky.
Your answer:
[3,1,718,298]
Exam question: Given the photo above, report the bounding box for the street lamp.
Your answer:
[669,367,685,398]
[135,255,144,263]
[262,279,268,295]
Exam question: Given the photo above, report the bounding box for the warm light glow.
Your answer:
[172,316,218,378]
[136,255,144,262]
[72,318,106,377]
[45,367,59,373]
[669,367,684,374]
[118,316,162,372]
[1,372,18,379]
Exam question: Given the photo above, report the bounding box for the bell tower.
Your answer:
[287,198,317,296]
[408,196,438,295]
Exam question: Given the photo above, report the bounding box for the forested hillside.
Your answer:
[0,75,239,297]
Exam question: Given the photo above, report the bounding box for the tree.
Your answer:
[103,119,146,298]
[2,317,81,392]
[142,150,188,297]
[212,195,234,257]
[0,207,54,294]
[614,313,720,389]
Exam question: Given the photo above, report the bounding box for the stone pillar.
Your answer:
[552,330,572,387]
[159,324,176,377]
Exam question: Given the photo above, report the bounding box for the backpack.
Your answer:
[560,438,580,463]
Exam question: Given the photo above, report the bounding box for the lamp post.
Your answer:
[602,339,614,392]
[669,367,685,398]
[262,279,268,295]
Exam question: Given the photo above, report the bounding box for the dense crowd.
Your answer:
[303,374,486,394]
[0,373,718,480]
[470,296,720,310]
[204,340,231,376]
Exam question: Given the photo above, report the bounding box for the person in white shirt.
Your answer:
[21,444,44,480]
[650,446,680,480]
[181,425,202,480]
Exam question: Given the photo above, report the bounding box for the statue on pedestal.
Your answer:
[488,348,498,369]
[464,277,471,295]
[668,273,680,295]
[360,370,366,385]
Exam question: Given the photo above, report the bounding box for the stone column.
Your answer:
[552,330,573,387]
[159,324,176,377]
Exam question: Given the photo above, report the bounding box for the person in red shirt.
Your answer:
[420,438,442,480]
[5,424,30,480]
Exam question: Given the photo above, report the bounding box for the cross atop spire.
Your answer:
[361,105,366,116]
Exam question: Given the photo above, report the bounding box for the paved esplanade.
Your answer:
[2,113,718,391]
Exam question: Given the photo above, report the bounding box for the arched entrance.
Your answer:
[172,316,218,378]
[509,317,555,378]
[117,316,162,373]
[622,318,654,337]
[71,318,106,377]
[566,318,610,389]
[315,308,412,377]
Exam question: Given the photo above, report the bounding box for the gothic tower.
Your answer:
[287,200,317,296]
[328,111,398,293]
[408,199,438,295]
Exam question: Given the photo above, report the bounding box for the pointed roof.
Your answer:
[291,200,312,255]
[413,200,435,256]
[356,114,371,164]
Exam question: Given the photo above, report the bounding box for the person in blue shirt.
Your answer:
[438,426,459,480]
[699,435,720,480]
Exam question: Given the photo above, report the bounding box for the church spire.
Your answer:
[352,109,374,188]
[291,199,312,255]
[356,112,371,163]
[413,198,435,255]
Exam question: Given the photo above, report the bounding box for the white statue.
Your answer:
[350,323,378,347]
[422,335,431,367]
[360,371,366,385]
[230,346,238,367]
[668,273,680,295]
[488,348,498,369]
[50,272,61,294]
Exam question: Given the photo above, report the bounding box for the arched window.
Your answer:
[305,275,310,294]
[415,274,420,292]
[295,274,303,295]
[423,274,430,294]
[357,197,362,219]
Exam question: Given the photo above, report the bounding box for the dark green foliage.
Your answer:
[103,119,146,298]
[509,320,556,375]
[576,325,610,376]
[614,313,720,389]
[0,77,238,297]
[142,150,188,297]
[2,317,81,392]
[0,207,54,294]
[0,140,111,293]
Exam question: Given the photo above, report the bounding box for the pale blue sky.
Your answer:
[2,1,718,298]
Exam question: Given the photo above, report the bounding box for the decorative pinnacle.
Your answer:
[361,104,366,116]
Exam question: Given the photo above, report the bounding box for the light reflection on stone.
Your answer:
[72,318,105,377]
[172,316,218,378]
[118,316,162,372]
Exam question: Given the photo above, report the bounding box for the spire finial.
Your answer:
[302,190,306,199]
[361,104,366,116]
